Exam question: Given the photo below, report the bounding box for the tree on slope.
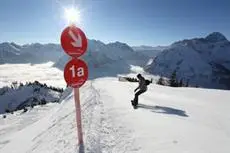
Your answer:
[179,78,184,87]
[157,76,165,85]
[170,70,178,87]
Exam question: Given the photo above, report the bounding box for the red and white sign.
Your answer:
[61,25,88,58]
[61,25,88,146]
[64,58,88,88]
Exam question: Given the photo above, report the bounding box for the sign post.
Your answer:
[74,88,83,144]
[61,25,88,146]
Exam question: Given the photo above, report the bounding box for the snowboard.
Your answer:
[131,100,138,109]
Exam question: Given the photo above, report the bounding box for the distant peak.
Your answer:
[205,32,228,42]
[107,41,133,51]
[107,41,129,47]
[89,39,105,45]
[108,41,126,45]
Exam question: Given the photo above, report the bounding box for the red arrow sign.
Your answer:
[61,25,87,58]
[64,58,88,88]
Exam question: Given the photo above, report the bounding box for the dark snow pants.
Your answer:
[133,90,146,106]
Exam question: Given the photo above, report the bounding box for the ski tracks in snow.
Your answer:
[84,81,135,153]
[91,79,140,153]
[0,80,137,153]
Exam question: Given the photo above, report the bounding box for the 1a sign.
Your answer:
[61,25,88,58]
[64,58,88,88]
[61,24,88,146]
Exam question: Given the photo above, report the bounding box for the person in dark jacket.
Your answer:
[132,74,147,106]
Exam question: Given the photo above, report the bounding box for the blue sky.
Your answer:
[0,0,229,46]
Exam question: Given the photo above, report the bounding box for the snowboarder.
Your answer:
[131,74,149,107]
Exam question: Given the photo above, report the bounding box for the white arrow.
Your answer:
[68,29,82,48]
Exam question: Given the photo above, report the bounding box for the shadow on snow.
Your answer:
[137,103,189,117]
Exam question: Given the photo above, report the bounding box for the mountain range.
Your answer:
[145,32,230,89]
[0,43,63,64]
[54,40,150,78]
[1,32,230,89]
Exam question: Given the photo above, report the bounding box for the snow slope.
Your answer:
[1,76,230,153]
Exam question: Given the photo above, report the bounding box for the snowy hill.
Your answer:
[0,81,63,114]
[0,43,63,64]
[0,77,230,153]
[54,40,149,78]
[145,32,230,89]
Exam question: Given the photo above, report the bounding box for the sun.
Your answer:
[64,7,81,25]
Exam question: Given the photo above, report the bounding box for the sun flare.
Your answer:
[64,7,81,24]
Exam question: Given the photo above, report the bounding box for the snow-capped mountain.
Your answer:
[0,81,63,114]
[86,40,148,65]
[54,40,149,78]
[0,43,21,64]
[145,32,230,89]
[132,45,168,57]
[0,43,63,64]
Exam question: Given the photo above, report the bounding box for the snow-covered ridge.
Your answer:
[0,81,63,114]
[205,32,228,42]
[0,42,63,64]
[145,32,230,89]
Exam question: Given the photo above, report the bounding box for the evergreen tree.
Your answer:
[23,107,28,113]
[175,79,179,87]
[40,98,47,105]
[157,76,164,85]
[179,79,183,87]
[19,83,24,88]
[11,81,18,89]
[5,109,10,113]
[169,70,178,87]
[186,79,189,87]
